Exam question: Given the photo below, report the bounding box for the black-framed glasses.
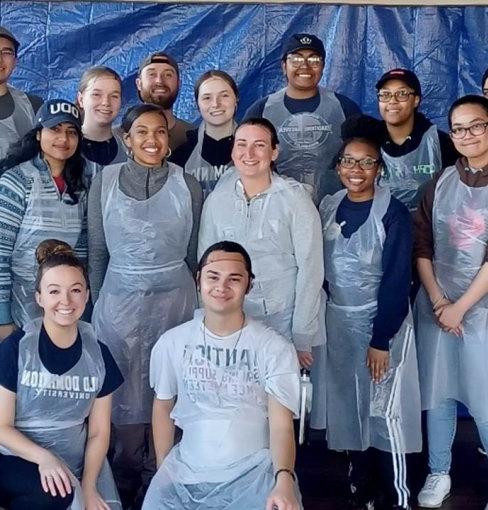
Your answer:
[286,55,323,69]
[377,90,415,103]
[449,121,488,139]
[339,156,379,171]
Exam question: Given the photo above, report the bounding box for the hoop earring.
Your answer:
[166,147,172,158]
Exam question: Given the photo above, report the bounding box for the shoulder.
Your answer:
[0,329,26,392]
[243,97,268,119]
[384,195,411,227]
[171,129,198,167]
[0,163,33,192]
[0,328,25,357]
[333,91,361,117]
[275,174,315,204]
[246,318,292,350]
[174,117,195,132]
[153,318,196,353]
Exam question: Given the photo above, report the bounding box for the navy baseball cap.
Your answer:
[282,34,325,60]
[36,99,82,130]
[376,68,422,96]
[0,26,20,54]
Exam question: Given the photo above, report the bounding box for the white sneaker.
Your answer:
[417,473,451,508]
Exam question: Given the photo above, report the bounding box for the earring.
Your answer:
[166,147,172,158]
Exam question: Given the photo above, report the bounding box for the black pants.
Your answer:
[0,454,74,510]
[348,448,410,509]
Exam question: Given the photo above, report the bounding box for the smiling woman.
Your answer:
[0,99,87,340]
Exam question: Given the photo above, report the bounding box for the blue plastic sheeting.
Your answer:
[1,2,487,130]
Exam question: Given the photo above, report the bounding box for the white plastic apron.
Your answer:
[185,122,234,199]
[0,86,36,159]
[0,318,121,509]
[92,162,197,425]
[143,318,302,510]
[263,86,345,203]
[10,158,86,327]
[381,124,441,211]
[415,165,488,422]
[321,186,421,452]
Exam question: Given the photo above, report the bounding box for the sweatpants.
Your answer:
[0,454,74,510]
[348,448,410,509]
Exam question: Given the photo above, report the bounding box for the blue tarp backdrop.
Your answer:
[1,2,487,130]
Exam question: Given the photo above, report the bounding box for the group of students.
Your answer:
[0,23,487,510]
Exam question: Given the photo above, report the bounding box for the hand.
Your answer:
[435,302,465,336]
[0,323,16,341]
[266,474,300,510]
[38,450,75,498]
[366,347,389,383]
[297,351,313,369]
[82,485,110,510]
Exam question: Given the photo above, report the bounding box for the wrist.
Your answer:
[453,298,469,316]
[274,468,296,485]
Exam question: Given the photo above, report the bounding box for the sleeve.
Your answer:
[336,93,362,118]
[197,193,220,260]
[413,178,437,261]
[73,194,88,263]
[0,329,24,392]
[259,330,300,417]
[97,341,124,398]
[0,169,28,324]
[370,199,412,351]
[290,190,325,351]
[438,130,459,169]
[27,94,44,114]
[183,173,203,275]
[242,98,267,120]
[149,332,178,400]
[87,172,109,303]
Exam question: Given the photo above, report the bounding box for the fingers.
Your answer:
[41,468,72,498]
[369,359,389,383]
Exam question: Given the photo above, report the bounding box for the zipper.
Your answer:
[145,168,150,199]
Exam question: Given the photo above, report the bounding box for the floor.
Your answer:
[296,420,488,510]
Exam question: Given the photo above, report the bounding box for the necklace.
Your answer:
[202,313,246,363]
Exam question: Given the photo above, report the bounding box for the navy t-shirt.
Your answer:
[0,325,123,397]
[334,194,412,351]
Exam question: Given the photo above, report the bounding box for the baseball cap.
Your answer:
[482,68,488,89]
[375,68,422,96]
[138,52,179,76]
[36,99,82,130]
[0,26,20,54]
[282,34,325,60]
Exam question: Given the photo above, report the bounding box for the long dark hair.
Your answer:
[0,127,85,203]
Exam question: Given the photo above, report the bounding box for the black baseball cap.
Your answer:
[282,34,325,60]
[138,52,179,77]
[36,99,82,130]
[376,68,422,96]
[482,68,488,89]
[0,26,20,54]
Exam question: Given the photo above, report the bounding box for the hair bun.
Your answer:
[36,239,74,265]
[341,114,383,142]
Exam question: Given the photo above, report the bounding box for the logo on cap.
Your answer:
[49,102,80,119]
[299,36,312,45]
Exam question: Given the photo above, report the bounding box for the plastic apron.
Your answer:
[0,86,36,159]
[381,125,441,211]
[92,162,197,425]
[262,86,345,203]
[185,121,234,199]
[415,165,488,422]
[143,318,302,510]
[10,159,86,327]
[321,186,421,453]
[0,318,121,509]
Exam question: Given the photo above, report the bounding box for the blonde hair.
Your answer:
[77,66,122,109]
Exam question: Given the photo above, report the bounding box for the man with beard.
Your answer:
[0,26,43,159]
[136,52,194,151]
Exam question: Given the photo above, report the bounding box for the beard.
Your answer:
[140,88,178,110]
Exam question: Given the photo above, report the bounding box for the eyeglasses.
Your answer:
[377,90,415,103]
[339,156,379,171]
[0,49,15,58]
[286,55,323,69]
[449,121,488,139]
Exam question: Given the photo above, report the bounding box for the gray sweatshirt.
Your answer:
[88,158,203,302]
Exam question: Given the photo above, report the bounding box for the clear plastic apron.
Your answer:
[321,186,421,452]
[10,158,86,327]
[92,162,197,425]
[143,318,302,510]
[185,121,234,199]
[263,86,345,203]
[381,124,441,211]
[415,165,488,422]
[0,86,36,159]
[0,318,121,509]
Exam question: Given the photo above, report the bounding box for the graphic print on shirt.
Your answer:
[183,341,265,407]
[279,113,332,149]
